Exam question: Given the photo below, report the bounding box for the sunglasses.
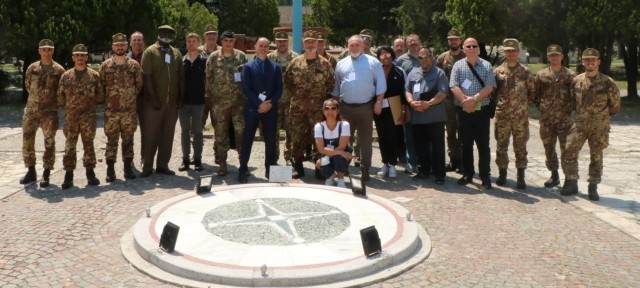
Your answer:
[417,55,432,60]
[465,45,478,49]
[323,106,338,111]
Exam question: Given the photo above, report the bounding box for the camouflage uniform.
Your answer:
[23,60,65,169]
[199,44,219,128]
[283,54,335,162]
[562,73,620,183]
[99,56,143,161]
[267,49,299,162]
[534,66,575,171]
[57,68,104,170]
[436,51,465,162]
[493,62,536,169]
[320,51,337,69]
[205,48,247,163]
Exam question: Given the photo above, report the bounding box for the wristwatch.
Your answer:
[376,100,383,104]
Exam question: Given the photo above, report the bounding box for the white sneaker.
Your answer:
[325,178,336,186]
[336,179,347,188]
[377,165,389,176]
[388,165,397,178]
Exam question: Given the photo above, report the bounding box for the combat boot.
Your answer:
[561,179,578,196]
[194,159,203,172]
[293,161,305,179]
[19,166,37,184]
[516,168,526,189]
[61,170,74,190]
[123,158,136,179]
[106,160,116,182]
[39,169,51,188]
[179,159,190,172]
[588,183,599,201]
[495,169,507,186]
[544,170,560,188]
[217,161,228,176]
[86,168,100,186]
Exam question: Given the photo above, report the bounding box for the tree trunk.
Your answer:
[622,38,639,99]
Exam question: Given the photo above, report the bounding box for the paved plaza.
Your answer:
[1,106,640,287]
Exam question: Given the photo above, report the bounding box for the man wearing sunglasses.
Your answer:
[449,38,496,189]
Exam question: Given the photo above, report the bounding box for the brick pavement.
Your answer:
[1,109,640,287]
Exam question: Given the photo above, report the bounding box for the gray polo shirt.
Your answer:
[405,65,449,124]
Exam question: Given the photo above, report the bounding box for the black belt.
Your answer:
[340,98,374,107]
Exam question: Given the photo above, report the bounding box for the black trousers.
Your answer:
[412,122,446,178]
[457,106,491,179]
[374,108,404,165]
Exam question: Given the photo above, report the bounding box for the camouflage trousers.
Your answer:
[63,116,97,170]
[445,97,461,160]
[22,111,58,169]
[539,118,572,171]
[288,108,323,162]
[104,111,137,161]
[494,115,529,169]
[137,95,145,162]
[276,90,291,162]
[213,103,244,162]
[562,122,609,184]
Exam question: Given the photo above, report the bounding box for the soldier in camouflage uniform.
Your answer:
[561,48,621,201]
[317,32,337,69]
[200,24,218,133]
[205,30,247,176]
[57,44,104,189]
[100,33,144,182]
[267,31,298,165]
[283,30,335,178]
[493,38,536,189]
[21,39,66,187]
[338,29,376,60]
[534,44,575,188]
[436,28,466,174]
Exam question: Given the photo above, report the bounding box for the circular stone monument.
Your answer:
[121,183,431,287]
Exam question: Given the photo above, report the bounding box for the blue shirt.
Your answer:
[449,57,496,106]
[405,66,449,124]
[396,53,420,74]
[332,53,387,104]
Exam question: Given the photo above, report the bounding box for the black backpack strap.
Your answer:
[465,61,485,87]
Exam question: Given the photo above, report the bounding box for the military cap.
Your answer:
[316,32,327,41]
[204,24,217,35]
[112,33,127,45]
[38,39,54,49]
[274,32,288,41]
[582,48,600,59]
[72,44,88,55]
[302,30,318,41]
[503,38,519,51]
[360,29,375,40]
[158,25,175,32]
[220,30,235,39]
[447,29,462,39]
[546,44,562,55]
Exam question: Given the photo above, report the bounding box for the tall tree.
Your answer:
[205,0,279,38]
[396,0,448,51]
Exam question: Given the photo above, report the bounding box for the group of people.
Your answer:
[19,24,621,200]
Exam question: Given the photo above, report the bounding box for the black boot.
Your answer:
[194,159,203,172]
[293,161,305,179]
[106,160,116,182]
[124,158,136,179]
[544,170,560,188]
[446,158,458,172]
[495,169,507,186]
[61,170,74,189]
[86,168,100,186]
[588,183,599,201]
[561,179,578,196]
[516,168,526,189]
[20,166,37,184]
[179,159,190,171]
[40,169,51,188]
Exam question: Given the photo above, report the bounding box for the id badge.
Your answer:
[164,54,171,64]
[462,79,472,90]
[258,93,266,101]
[382,98,389,108]
[413,83,421,93]
[234,72,242,82]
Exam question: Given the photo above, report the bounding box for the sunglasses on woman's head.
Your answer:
[323,106,338,111]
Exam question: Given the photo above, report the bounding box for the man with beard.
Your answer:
[332,34,386,181]
[436,29,465,174]
[317,32,337,69]
[100,33,143,182]
[561,48,620,201]
[268,31,298,165]
[338,29,376,60]
[140,25,184,177]
[128,32,145,164]
[392,37,407,58]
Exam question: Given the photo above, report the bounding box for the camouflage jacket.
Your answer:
[320,51,337,69]
[283,55,335,111]
[570,73,620,124]
[494,62,536,118]
[205,49,247,103]
[57,68,103,118]
[267,49,299,75]
[436,50,465,99]
[24,61,66,113]
[99,57,143,112]
[198,44,219,58]
[535,66,575,123]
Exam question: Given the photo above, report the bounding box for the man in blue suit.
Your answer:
[239,37,283,183]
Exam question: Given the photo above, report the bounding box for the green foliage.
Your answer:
[158,0,217,49]
[210,0,279,38]
[396,0,449,49]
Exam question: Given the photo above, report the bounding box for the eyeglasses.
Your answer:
[417,55,432,60]
[465,45,478,49]
[323,106,338,111]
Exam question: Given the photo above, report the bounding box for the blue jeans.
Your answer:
[179,104,204,161]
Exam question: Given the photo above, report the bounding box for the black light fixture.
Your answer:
[196,174,214,194]
[159,221,180,253]
[350,176,366,197]
[359,225,381,257]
